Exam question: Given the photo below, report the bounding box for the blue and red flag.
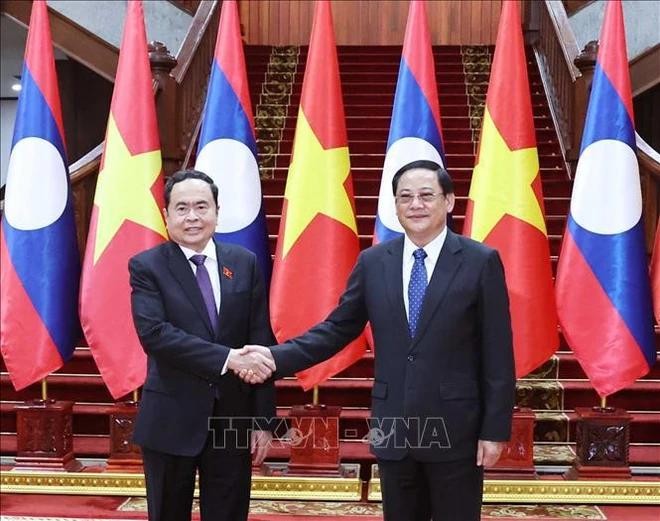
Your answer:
[0,0,80,390]
[555,0,655,397]
[374,0,446,243]
[195,0,271,282]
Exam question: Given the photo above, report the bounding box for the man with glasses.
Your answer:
[241,159,515,520]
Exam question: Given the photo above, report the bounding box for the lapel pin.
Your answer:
[222,266,233,279]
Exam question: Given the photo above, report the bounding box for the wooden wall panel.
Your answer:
[239,0,503,46]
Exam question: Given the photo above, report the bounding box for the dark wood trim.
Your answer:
[630,44,660,97]
[168,0,202,16]
[562,1,595,17]
[1,0,118,82]
[171,0,218,81]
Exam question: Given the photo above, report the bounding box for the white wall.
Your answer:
[570,1,660,60]
[1,98,18,188]
[48,0,192,55]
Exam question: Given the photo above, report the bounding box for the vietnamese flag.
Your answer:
[463,0,558,378]
[80,0,167,399]
[270,0,365,390]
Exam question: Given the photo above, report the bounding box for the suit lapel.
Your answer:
[215,241,237,323]
[165,242,215,337]
[412,230,463,346]
[383,238,409,334]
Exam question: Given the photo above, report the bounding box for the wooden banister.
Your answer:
[529,1,660,249]
[169,0,221,170]
[528,1,583,174]
[638,134,660,252]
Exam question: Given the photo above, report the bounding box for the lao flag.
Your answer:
[374,0,446,243]
[195,0,271,282]
[555,0,655,397]
[0,0,80,390]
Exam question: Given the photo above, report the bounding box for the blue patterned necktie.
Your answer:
[408,248,428,338]
[189,254,218,334]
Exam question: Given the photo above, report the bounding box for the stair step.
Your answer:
[261,195,570,218]
[267,92,550,107]
[260,139,562,156]
[266,127,563,143]
[261,177,572,197]
[263,152,565,170]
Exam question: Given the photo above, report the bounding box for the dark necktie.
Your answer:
[408,248,428,338]
[189,254,218,333]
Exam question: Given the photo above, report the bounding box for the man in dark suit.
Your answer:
[129,169,276,521]
[242,160,515,520]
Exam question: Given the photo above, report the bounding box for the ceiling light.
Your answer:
[11,82,22,92]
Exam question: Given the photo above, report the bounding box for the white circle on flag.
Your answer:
[4,137,68,230]
[195,139,261,233]
[377,137,444,232]
[571,139,641,234]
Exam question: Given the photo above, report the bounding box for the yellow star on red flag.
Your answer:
[92,115,167,263]
[468,109,546,242]
[280,108,357,257]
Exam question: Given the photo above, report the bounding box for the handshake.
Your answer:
[226,345,275,384]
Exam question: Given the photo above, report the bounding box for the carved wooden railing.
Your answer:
[638,135,660,252]
[170,0,221,171]
[526,1,584,170]
[527,0,660,250]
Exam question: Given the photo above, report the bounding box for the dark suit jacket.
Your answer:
[129,240,275,457]
[271,230,515,462]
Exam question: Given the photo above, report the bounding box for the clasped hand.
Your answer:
[227,345,275,384]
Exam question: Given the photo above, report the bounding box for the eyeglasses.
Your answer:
[395,192,444,205]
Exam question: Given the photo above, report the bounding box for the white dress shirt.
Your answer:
[178,241,221,312]
[178,241,229,375]
[402,227,448,317]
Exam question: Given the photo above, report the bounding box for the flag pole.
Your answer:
[41,378,48,401]
[133,389,139,403]
[601,396,607,409]
[312,385,319,406]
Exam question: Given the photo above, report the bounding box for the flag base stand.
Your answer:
[286,404,342,476]
[14,400,82,472]
[564,406,632,480]
[105,401,143,473]
[486,407,537,479]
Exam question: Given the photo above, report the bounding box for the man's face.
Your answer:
[164,178,218,252]
[395,168,455,247]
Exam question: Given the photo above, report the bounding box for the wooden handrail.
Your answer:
[170,0,221,169]
[169,1,203,16]
[528,1,583,174]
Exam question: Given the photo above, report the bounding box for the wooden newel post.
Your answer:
[569,41,598,170]
[148,41,180,177]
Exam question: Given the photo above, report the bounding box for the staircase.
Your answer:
[1,44,658,477]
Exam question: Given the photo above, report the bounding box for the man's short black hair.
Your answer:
[391,160,454,196]
[164,169,219,208]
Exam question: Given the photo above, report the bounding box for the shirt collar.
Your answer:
[403,226,448,264]
[178,239,217,263]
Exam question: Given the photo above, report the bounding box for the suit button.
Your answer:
[407,355,415,362]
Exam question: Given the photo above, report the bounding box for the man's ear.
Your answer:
[446,193,456,213]
[162,207,168,220]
